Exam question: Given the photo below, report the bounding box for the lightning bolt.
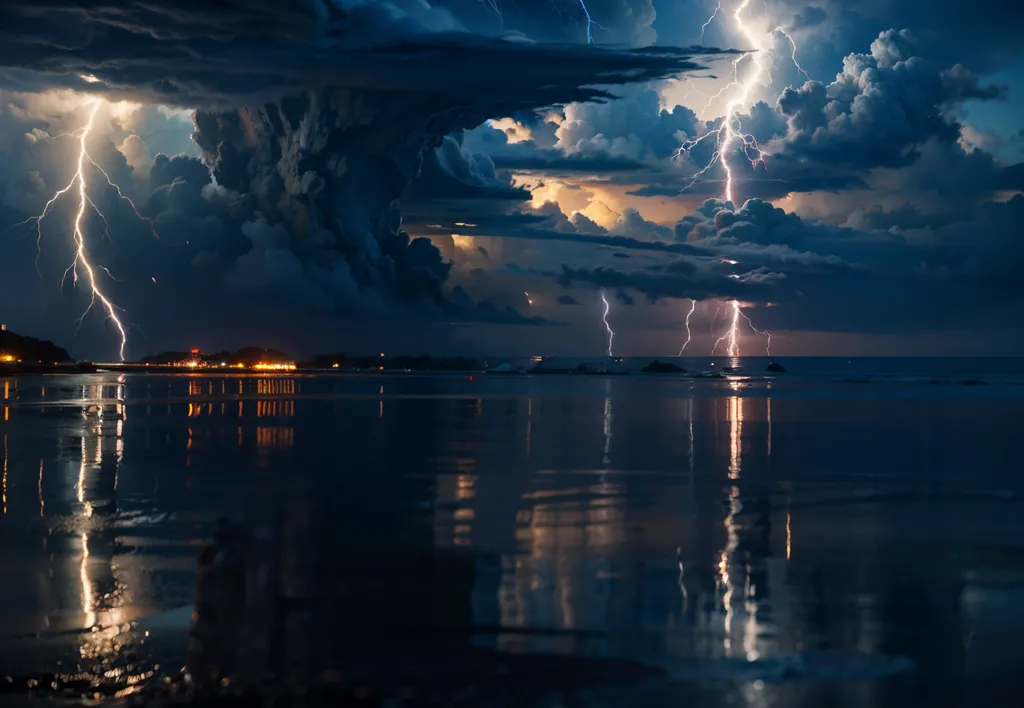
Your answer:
[600,289,614,357]
[711,299,770,357]
[699,1,723,44]
[709,301,724,334]
[678,298,696,355]
[712,299,741,356]
[775,28,811,82]
[576,0,606,44]
[477,0,503,25]
[16,99,151,362]
[676,1,811,206]
[738,306,771,355]
[482,0,602,44]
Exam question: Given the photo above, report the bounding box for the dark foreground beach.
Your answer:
[1,364,1023,706]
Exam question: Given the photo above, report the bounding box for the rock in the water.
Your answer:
[765,362,787,373]
[641,360,685,373]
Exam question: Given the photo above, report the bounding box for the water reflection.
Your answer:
[0,373,1020,704]
[602,379,613,467]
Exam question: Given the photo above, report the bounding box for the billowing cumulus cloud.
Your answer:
[554,87,701,161]
[771,30,1005,171]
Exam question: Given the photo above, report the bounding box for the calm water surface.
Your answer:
[1,369,1023,706]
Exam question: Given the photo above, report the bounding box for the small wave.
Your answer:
[837,377,1002,386]
[114,512,171,528]
[665,650,913,684]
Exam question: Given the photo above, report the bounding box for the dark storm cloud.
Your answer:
[150,153,211,190]
[437,218,711,257]
[557,294,582,305]
[549,195,1024,336]
[786,6,828,31]
[406,136,528,201]
[433,0,660,47]
[903,194,1024,301]
[491,152,650,173]
[828,0,1024,72]
[625,172,866,200]
[557,261,786,302]
[0,2,735,108]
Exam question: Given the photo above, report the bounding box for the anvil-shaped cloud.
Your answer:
[0,0,738,357]
[0,1,731,107]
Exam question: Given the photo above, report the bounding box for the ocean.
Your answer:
[1,358,1023,706]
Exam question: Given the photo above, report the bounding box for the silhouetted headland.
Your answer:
[0,327,94,374]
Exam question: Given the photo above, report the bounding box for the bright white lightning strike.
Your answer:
[711,299,771,357]
[678,298,696,355]
[712,300,741,356]
[17,99,156,362]
[600,289,614,357]
[677,1,810,206]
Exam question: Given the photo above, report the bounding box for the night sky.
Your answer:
[0,0,1022,360]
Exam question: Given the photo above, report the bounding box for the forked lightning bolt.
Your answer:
[738,306,771,355]
[16,99,156,361]
[712,299,742,356]
[678,298,696,355]
[676,1,811,206]
[600,289,615,357]
[676,0,770,205]
[711,299,771,357]
[677,1,798,354]
[578,0,604,44]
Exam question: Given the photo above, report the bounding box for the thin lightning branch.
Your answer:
[739,308,772,355]
[600,289,614,357]
[84,155,160,240]
[775,28,812,82]
[678,299,696,355]
[699,1,723,44]
[577,0,607,44]
[681,78,711,104]
[82,194,112,242]
[20,100,130,361]
[544,0,604,44]
[709,301,724,335]
[477,0,503,22]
